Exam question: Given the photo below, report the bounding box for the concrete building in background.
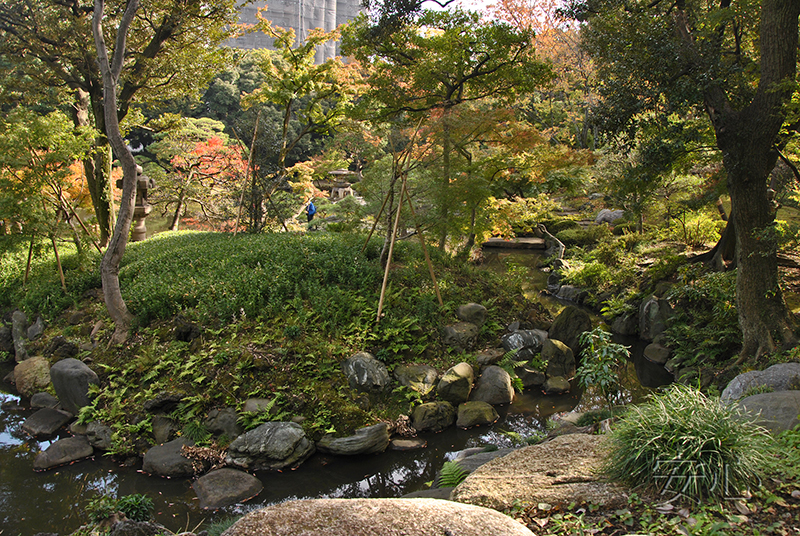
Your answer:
[228,0,364,62]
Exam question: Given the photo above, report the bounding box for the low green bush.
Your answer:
[603,384,771,500]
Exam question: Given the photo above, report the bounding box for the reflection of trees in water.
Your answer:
[323,459,430,498]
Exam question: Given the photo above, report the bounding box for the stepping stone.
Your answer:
[22,408,73,438]
[193,468,263,509]
[34,436,93,471]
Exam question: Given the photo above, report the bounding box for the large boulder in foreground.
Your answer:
[738,391,800,434]
[222,498,533,536]
[451,433,627,511]
[226,421,315,471]
[721,362,800,403]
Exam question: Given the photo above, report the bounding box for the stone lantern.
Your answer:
[117,165,155,242]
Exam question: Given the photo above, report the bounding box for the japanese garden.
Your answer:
[1,0,800,535]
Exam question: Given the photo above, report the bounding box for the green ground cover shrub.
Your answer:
[603,384,770,500]
[663,266,740,366]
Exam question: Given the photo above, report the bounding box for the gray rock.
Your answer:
[22,408,73,438]
[142,392,184,413]
[639,295,672,342]
[142,437,198,477]
[470,366,514,405]
[342,352,390,394]
[516,364,546,388]
[226,421,315,471]
[317,423,390,455]
[548,306,592,356]
[436,362,474,405]
[223,498,535,536]
[451,434,626,511]
[475,349,504,368]
[152,415,179,445]
[46,336,80,360]
[543,376,571,395]
[610,313,638,337]
[595,208,625,225]
[556,285,588,304]
[108,520,172,536]
[13,356,51,396]
[441,322,479,352]
[50,358,99,415]
[205,407,243,439]
[543,339,575,378]
[721,363,800,403]
[12,310,29,362]
[33,435,93,470]
[738,391,800,433]
[411,401,456,433]
[501,329,548,361]
[27,316,46,341]
[643,343,671,365]
[30,392,59,409]
[456,303,488,327]
[193,468,263,509]
[394,364,438,397]
[547,272,562,295]
[457,401,499,429]
[242,398,276,413]
[390,438,428,450]
[86,421,114,450]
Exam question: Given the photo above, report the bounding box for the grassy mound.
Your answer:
[2,231,535,454]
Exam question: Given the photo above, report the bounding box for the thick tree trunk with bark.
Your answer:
[705,0,800,357]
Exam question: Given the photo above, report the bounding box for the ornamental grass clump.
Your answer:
[603,384,771,500]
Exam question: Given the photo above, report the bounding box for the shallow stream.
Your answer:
[0,249,671,535]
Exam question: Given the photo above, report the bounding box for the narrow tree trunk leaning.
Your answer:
[170,188,186,231]
[93,0,139,344]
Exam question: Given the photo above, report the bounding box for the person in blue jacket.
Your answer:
[306,199,316,223]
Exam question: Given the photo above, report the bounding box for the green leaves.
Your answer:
[577,327,630,409]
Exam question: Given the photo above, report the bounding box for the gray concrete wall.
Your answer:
[227,0,363,62]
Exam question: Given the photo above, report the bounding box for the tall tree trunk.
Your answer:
[693,0,800,358]
[94,0,139,344]
[74,88,114,247]
[438,111,452,250]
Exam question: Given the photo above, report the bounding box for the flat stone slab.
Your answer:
[34,436,93,471]
[450,434,627,511]
[223,498,534,536]
[317,423,390,456]
[390,438,427,451]
[193,468,263,509]
[22,408,73,438]
[483,237,546,249]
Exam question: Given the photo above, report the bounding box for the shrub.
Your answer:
[116,494,154,522]
[577,327,630,409]
[663,266,740,366]
[603,384,771,500]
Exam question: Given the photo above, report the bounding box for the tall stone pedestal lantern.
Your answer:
[117,165,155,242]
